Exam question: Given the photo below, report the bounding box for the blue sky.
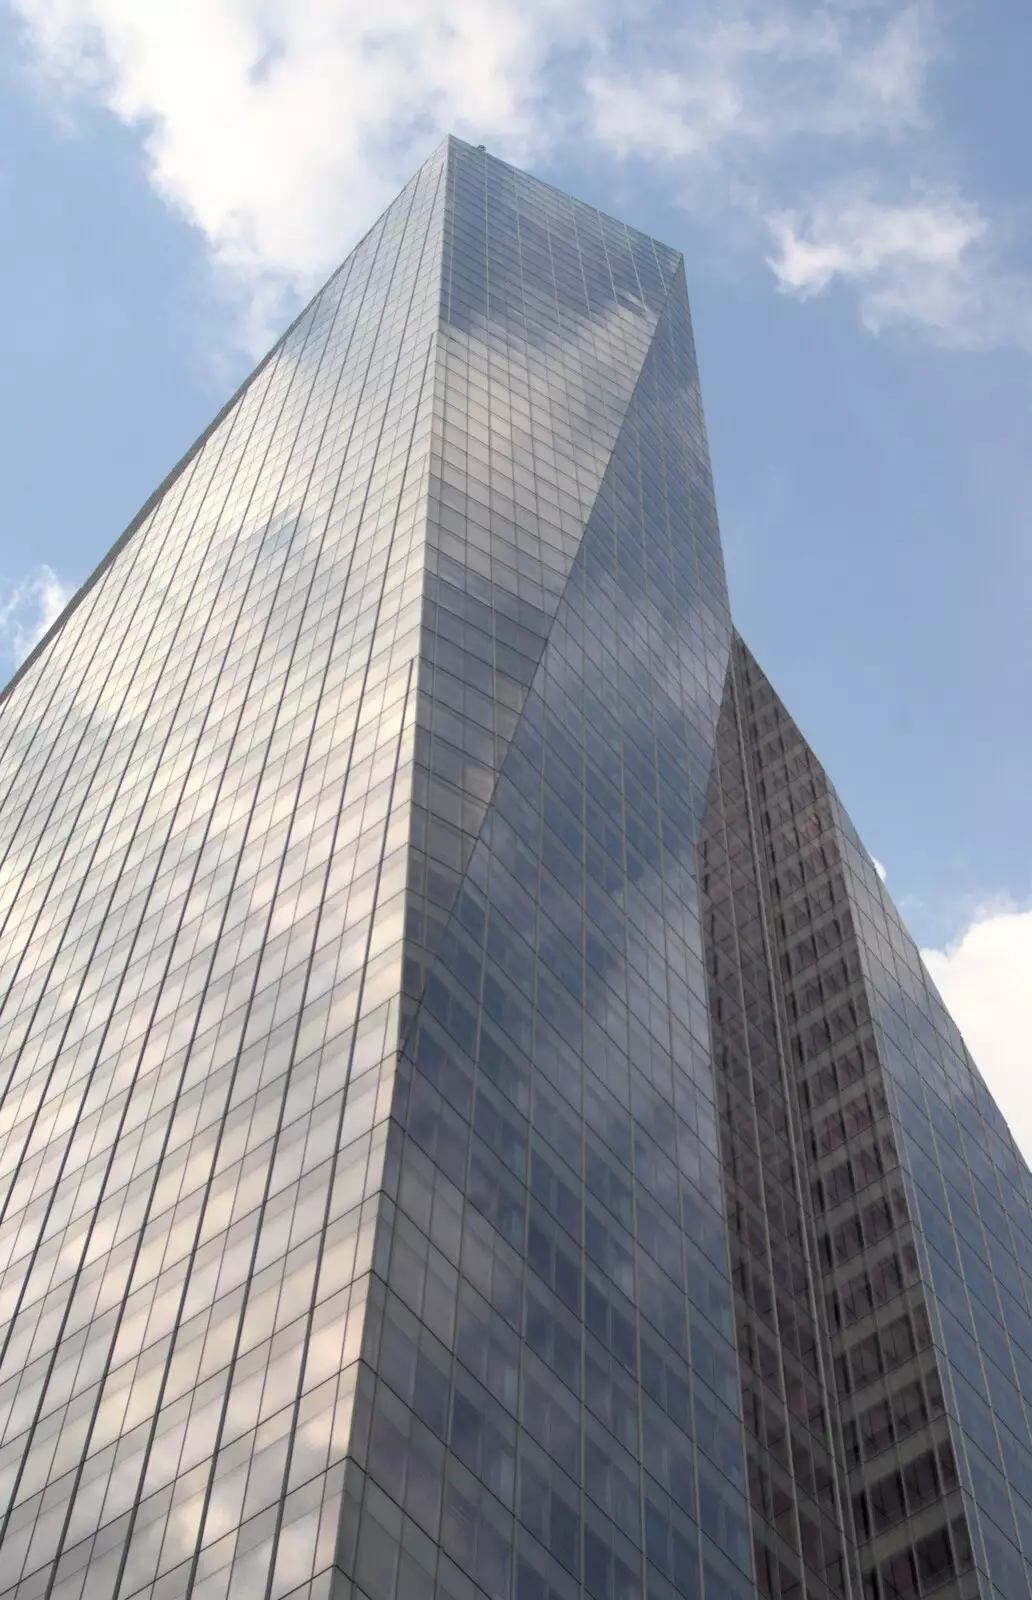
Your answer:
[0,0,1029,1147]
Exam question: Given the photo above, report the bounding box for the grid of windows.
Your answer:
[838,808,1032,1599]
[0,142,447,1600]
[718,642,978,1600]
[698,656,853,1600]
[704,637,1032,1600]
[364,161,753,1600]
[0,135,1029,1600]
[407,140,682,1020]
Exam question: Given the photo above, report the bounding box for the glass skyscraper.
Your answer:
[0,137,1029,1600]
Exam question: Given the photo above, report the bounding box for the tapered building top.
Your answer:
[0,138,1029,1600]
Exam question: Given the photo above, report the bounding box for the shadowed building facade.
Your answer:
[0,138,1029,1600]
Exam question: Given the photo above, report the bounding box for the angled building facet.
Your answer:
[0,138,1029,1600]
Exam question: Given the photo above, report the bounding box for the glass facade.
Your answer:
[0,137,1027,1600]
[700,640,983,1600]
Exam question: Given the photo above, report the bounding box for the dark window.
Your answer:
[914,1528,955,1589]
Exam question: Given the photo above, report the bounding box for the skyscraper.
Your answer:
[0,135,1029,1600]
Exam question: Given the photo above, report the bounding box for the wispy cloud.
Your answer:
[922,902,1032,1165]
[586,3,929,162]
[766,185,1032,346]
[0,566,73,665]
[8,0,1031,353]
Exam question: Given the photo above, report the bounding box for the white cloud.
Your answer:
[0,566,74,665]
[922,904,1032,1166]
[7,1,946,334]
[9,0,1030,353]
[767,190,983,300]
[872,856,887,882]
[9,0,599,342]
[766,185,1032,346]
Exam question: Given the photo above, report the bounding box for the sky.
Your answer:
[0,0,1029,1154]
